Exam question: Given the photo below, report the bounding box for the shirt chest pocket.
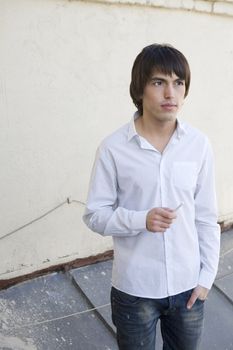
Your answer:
[172,161,197,190]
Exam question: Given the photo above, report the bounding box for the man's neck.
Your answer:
[135,115,177,153]
[136,114,177,137]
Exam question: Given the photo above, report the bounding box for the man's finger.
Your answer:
[152,220,170,228]
[160,208,177,219]
[187,291,198,310]
[151,213,173,224]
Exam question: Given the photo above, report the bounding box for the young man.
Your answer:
[83,44,220,350]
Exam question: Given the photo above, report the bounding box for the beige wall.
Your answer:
[0,0,233,279]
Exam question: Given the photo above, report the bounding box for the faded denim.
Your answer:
[111,287,204,350]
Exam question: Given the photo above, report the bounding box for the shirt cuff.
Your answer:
[131,210,148,231]
[198,269,216,290]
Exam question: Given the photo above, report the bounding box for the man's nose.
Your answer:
[164,84,175,98]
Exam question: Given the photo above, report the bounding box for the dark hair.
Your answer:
[129,44,191,116]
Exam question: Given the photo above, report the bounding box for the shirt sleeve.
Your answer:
[83,144,148,237]
[194,139,220,289]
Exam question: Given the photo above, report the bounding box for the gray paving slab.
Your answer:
[0,271,117,350]
[217,252,233,280]
[0,272,89,328]
[0,309,118,350]
[217,229,233,280]
[70,260,114,331]
[215,228,233,303]
[215,272,233,302]
[200,286,233,350]
[0,309,117,350]
[220,228,233,256]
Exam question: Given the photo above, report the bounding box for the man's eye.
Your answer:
[176,80,185,86]
[153,81,162,86]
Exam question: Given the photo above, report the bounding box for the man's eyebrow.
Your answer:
[150,76,184,82]
[150,76,166,81]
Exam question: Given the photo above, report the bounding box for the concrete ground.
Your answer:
[0,229,233,350]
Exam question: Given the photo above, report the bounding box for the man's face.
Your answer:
[142,70,186,122]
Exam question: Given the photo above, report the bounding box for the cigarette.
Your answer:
[174,202,184,211]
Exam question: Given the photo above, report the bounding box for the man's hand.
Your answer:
[146,208,176,233]
[187,285,209,309]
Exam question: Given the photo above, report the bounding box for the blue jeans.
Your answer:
[111,287,204,350]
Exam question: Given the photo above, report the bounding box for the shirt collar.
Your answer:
[176,119,187,139]
[127,112,139,141]
[127,112,187,142]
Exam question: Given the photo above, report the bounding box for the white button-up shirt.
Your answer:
[83,115,220,298]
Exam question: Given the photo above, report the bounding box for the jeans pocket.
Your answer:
[111,287,141,306]
[196,297,206,304]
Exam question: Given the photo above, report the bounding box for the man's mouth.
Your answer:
[161,103,177,110]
